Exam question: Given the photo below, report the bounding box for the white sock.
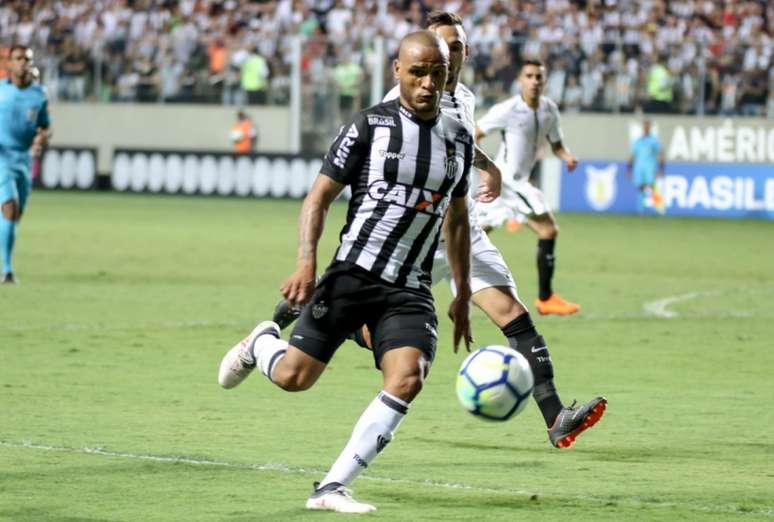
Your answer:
[320,390,408,487]
[252,334,287,382]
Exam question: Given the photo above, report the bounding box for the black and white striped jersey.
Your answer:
[384,83,480,227]
[320,98,473,291]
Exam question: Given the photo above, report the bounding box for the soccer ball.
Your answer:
[456,346,534,421]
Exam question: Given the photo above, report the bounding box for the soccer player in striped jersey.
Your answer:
[0,46,50,284]
[218,31,474,513]
[275,11,606,453]
[476,59,580,316]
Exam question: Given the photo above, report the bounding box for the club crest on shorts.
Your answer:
[312,301,328,319]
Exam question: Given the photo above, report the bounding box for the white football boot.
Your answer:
[218,321,280,389]
[305,482,376,514]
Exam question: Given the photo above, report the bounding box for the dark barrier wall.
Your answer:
[38,147,98,190]
[111,149,324,198]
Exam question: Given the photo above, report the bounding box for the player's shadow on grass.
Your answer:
[574,445,719,462]
[411,436,538,454]
[0,509,116,522]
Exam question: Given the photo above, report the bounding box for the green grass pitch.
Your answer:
[1,191,773,521]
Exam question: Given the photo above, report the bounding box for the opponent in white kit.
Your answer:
[476,59,581,316]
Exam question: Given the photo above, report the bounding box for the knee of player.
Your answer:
[547,223,559,239]
[272,367,316,392]
[385,373,423,402]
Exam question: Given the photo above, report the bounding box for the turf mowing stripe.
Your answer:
[2,440,771,518]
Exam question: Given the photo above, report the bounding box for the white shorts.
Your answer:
[476,178,549,229]
[432,224,517,295]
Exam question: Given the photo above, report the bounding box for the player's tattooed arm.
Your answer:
[472,146,494,171]
[281,175,344,306]
[473,145,501,201]
[474,126,486,145]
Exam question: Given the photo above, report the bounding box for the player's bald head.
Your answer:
[398,30,449,64]
[393,30,449,120]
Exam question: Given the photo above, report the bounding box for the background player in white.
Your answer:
[276,12,607,450]
[218,31,474,513]
[476,59,580,316]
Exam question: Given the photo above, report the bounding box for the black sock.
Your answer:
[536,239,556,301]
[501,313,563,427]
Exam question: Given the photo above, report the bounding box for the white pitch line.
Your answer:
[643,287,774,319]
[2,440,771,518]
[643,290,724,318]
[5,286,774,334]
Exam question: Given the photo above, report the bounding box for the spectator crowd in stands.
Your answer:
[1,0,772,117]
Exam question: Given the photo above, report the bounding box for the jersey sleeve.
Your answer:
[546,102,563,143]
[37,97,51,129]
[320,112,370,185]
[476,99,512,134]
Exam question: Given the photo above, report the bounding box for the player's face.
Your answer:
[9,48,34,83]
[518,64,545,101]
[395,45,449,119]
[430,24,468,91]
[642,120,651,134]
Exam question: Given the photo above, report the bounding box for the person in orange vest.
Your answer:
[230,110,257,154]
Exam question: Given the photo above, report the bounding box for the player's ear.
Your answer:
[393,59,400,81]
[464,44,470,60]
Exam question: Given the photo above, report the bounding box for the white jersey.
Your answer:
[477,95,563,182]
[384,83,479,223]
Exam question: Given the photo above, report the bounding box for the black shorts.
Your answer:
[289,262,438,367]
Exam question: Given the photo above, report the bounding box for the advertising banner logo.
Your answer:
[561,161,774,219]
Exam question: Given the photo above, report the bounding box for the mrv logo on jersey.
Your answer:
[367,180,446,215]
[332,124,359,169]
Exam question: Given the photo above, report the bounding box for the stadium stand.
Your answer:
[1,0,771,117]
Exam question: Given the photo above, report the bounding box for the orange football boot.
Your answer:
[505,218,523,233]
[535,293,580,316]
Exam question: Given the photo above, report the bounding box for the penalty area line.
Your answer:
[643,287,774,319]
[1,440,771,517]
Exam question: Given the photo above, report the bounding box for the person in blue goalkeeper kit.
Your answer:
[0,45,51,284]
[627,119,664,214]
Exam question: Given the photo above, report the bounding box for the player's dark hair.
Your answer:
[9,44,31,55]
[520,59,544,73]
[426,11,463,28]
